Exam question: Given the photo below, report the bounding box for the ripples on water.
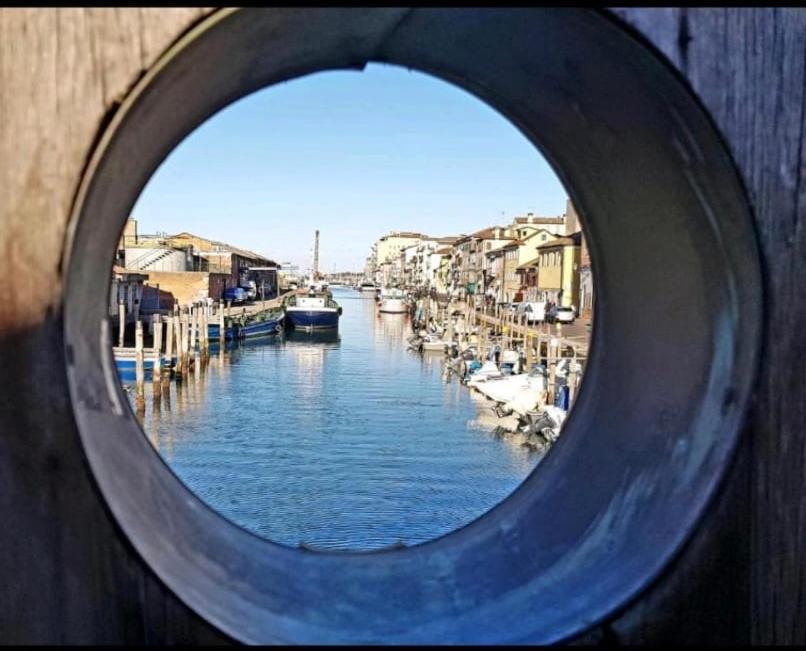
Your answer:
[124,287,541,551]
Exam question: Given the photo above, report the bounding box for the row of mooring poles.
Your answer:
[132,300,217,419]
[458,299,584,411]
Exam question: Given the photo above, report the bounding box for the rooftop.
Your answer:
[534,231,583,249]
[169,232,273,263]
[454,226,513,245]
[513,214,565,225]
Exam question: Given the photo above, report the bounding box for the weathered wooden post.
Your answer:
[164,312,174,374]
[548,335,559,405]
[219,298,225,344]
[200,303,208,356]
[189,304,197,355]
[118,300,126,348]
[179,311,189,379]
[506,309,513,351]
[134,319,145,415]
[173,314,182,377]
[152,314,163,383]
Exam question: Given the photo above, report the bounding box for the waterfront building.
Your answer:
[507,212,566,239]
[513,230,563,302]
[484,247,505,305]
[118,222,276,304]
[501,242,522,304]
[434,247,454,297]
[162,232,275,289]
[451,227,515,299]
[400,242,420,288]
[578,232,594,318]
[370,231,427,286]
[403,237,459,293]
[534,231,583,308]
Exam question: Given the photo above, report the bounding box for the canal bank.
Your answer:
[121,286,542,551]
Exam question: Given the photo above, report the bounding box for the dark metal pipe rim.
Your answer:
[61,7,762,644]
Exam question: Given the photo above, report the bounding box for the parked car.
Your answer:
[517,301,546,323]
[548,305,576,324]
[240,281,257,300]
[222,286,248,304]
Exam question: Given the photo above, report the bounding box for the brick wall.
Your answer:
[143,271,231,306]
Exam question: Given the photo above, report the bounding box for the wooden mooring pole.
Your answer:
[219,299,225,344]
[189,304,197,358]
[173,314,182,377]
[152,314,163,386]
[134,319,145,415]
[178,311,189,380]
[548,335,559,405]
[118,301,125,348]
[164,312,174,375]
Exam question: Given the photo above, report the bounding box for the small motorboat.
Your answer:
[208,310,284,341]
[113,347,171,381]
[420,334,447,352]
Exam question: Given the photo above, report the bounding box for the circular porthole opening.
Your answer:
[110,62,593,553]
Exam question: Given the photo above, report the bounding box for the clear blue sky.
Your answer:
[131,63,568,272]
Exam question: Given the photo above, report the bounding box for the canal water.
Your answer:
[124,287,541,551]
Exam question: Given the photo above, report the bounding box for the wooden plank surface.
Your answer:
[612,7,806,645]
[0,6,804,644]
[0,7,228,644]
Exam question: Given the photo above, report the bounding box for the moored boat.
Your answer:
[284,287,342,331]
[208,309,285,341]
[421,335,447,352]
[113,347,172,380]
[379,288,408,314]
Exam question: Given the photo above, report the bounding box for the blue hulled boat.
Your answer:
[208,310,285,340]
[114,347,173,381]
[284,288,341,332]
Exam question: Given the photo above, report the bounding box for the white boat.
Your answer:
[466,360,503,385]
[470,373,545,408]
[421,334,447,352]
[359,281,377,293]
[379,288,408,314]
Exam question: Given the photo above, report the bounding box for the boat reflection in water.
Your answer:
[375,311,408,341]
[283,329,341,347]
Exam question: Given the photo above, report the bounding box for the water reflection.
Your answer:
[120,287,541,550]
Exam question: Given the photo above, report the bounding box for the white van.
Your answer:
[517,301,546,323]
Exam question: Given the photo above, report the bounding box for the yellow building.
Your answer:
[515,228,561,266]
[534,232,582,308]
